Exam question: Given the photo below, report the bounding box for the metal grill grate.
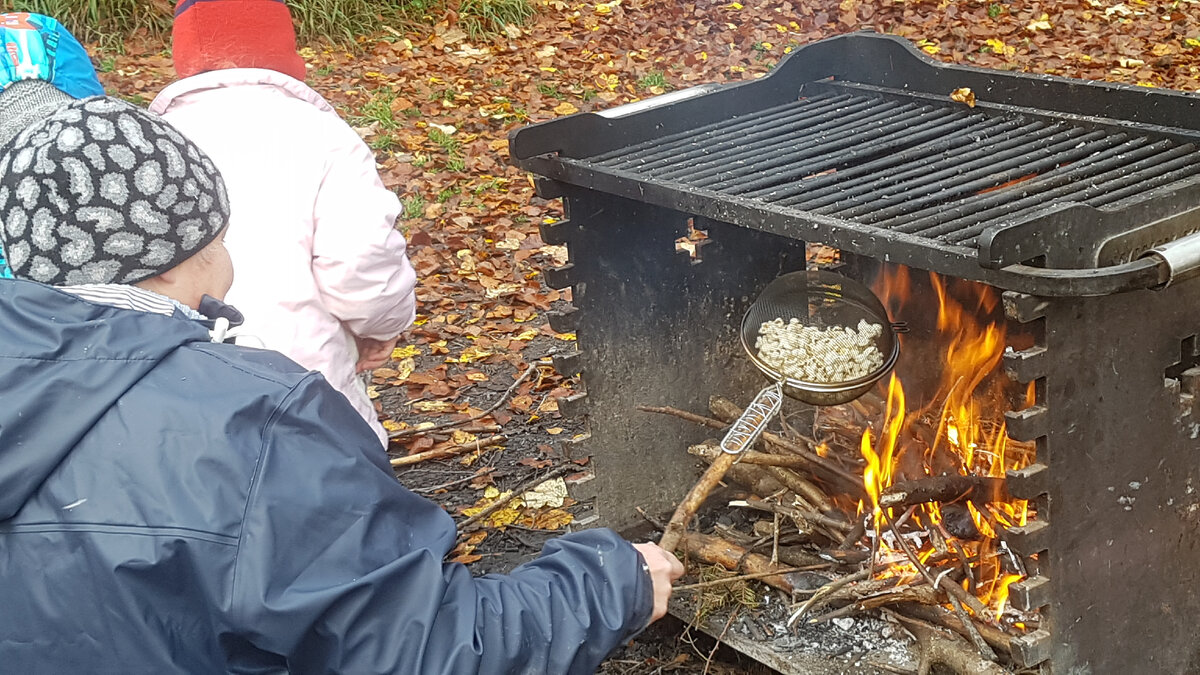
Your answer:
[510,32,1200,294]
[589,86,1200,250]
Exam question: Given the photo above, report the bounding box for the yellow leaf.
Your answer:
[298,47,317,59]
[554,101,580,115]
[1026,14,1053,31]
[394,356,416,381]
[367,385,380,400]
[950,87,976,108]
[382,419,404,432]
[413,400,456,413]
[451,430,479,445]
[392,345,421,359]
[531,508,574,530]
[458,345,493,363]
[483,486,502,499]
[466,371,490,382]
[726,1,743,8]
[916,39,940,55]
[1185,38,1200,49]
[553,332,577,341]
[539,66,558,72]
[699,51,708,61]
[514,329,540,341]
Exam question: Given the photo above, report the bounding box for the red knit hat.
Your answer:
[172,0,307,81]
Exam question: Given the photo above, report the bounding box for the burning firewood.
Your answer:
[879,475,1009,510]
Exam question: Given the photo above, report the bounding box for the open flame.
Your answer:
[857,267,1036,624]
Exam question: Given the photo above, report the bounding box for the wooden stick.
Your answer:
[729,498,852,534]
[879,475,1008,510]
[674,531,797,594]
[411,467,496,494]
[636,404,728,431]
[885,515,997,662]
[688,443,847,471]
[673,565,822,592]
[895,602,1012,656]
[390,362,538,439]
[885,610,1010,675]
[786,567,872,626]
[390,434,506,466]
[659,452,738,552]
[457,464,573,533]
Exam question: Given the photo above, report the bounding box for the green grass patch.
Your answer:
[636,71,669,91]
[401,194,427,219]
[458,0,536,39]
[348,89,400,130]
[537,83,566,100]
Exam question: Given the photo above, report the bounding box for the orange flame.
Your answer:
[858,267,1035,625]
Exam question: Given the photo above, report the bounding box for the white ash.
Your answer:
[755,318,885,383]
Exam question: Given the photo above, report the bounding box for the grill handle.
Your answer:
[1139,231,1200,288]
[595,83,726,119]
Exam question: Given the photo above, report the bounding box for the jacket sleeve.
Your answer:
[310,124,417,341]
[228,375,654,674]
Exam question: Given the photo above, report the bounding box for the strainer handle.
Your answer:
[718,382,784,455]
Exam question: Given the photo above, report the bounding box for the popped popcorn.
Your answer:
[755,317,885,383]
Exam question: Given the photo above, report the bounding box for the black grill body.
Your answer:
[511,32,1200,673]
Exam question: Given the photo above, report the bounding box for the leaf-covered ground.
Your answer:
[98,0,1200,670]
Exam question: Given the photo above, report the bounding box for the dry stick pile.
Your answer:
[641,394,1031,675]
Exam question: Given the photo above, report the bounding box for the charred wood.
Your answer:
[879,475,1009,510]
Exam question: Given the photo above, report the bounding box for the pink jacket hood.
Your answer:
[151,69,417,445]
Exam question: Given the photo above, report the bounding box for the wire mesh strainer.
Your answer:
[742,269,900,406]
[717,270,899,456]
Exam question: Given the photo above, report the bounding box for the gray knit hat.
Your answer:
[0,80,74,150]
[0,96,229,286]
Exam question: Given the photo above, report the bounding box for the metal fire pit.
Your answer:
[510,32,1200,673]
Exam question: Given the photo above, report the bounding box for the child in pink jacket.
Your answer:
[151,0,416,447]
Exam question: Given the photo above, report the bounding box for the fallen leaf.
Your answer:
[522,477,568,508]
[950,87,976,107]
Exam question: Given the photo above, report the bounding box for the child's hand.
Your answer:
[355,336,399,373]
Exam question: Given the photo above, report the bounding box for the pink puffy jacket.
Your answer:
[151,69,416,447]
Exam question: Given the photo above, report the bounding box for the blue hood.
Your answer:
[0,280,209,520]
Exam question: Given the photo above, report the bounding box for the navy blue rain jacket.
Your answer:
[0,280,653,674]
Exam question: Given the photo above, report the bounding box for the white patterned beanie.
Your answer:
[0,96,229,286]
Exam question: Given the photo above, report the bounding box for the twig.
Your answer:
[786,567,872,626]
[673,565,818,592]
[702,607,740,675]
[390,362,539,439]
[885,609,1010,675]
[457,464,573,533]
[885,514,997,662]
[637,404,728,431]
[390,434,507,467]
[729,498,852,534]
[411,467,496,493]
